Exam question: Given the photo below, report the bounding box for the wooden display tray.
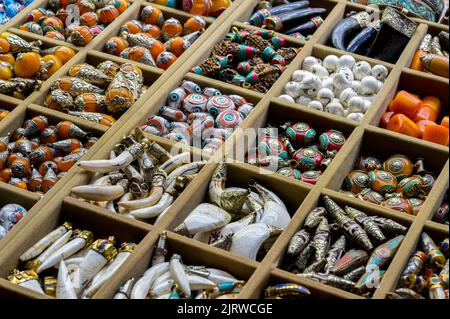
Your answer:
[0,0,448,299]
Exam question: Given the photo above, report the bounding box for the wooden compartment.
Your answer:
[94,230,259,298]
[0,196,152,299]
[368,69,449,148]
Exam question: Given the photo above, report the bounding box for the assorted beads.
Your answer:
[1,0,35,25]
[387,232,448,299]
[0,116,97,193]
[279,54,389,122]
[104,5,207,70]
[248,0,326,40]
[0,203,28,240]
[247,122,347,185]
[381,90,448,146]
[191,28,299,93]
[0,32,75,99]
[150,0,233,17]
[283,196,408,298]
[44,60,146,126]
[20,0,130,46]
[411,32,449,79]
[10,222,138,299]
[141,80,253,153]
[341,154,437,216]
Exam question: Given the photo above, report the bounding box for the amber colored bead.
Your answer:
[407,198,424,216]
[80,12,98,27]
[40,127,59,144]
[0,168,12,182]
[156,51,177,70]
[189,0,212,16]
[368,170,398,195]
[39,161,58,176]
[358,188,384,205]
[42,55,63,77]
[6,153,24,167]
[98,6,120,25]
[143,24,161,39]
[9,178,28,190]
[161,18,183,40]
[27,9,48,22]
[121,21,143,34]
[396,176,423,198]
[69,26,94,46]
[343,170,370,194]
[29,146,54,166]
[184,16,207,34]
[0,53,15,66]
[45,31,65,41]
[146,38,164,60]
[99,114,116,127]
[105,37,128,56]
[413,106,438,123]
[115,0,129,14]
[389,90,423,119]
[13,52,41,79]
[41,169,57,193]
[0,62,13,81]
[381,197,413,215]
[10,158,31,178]
[141,5,164,26]
[166,37,189,57]
[383,154,414,182]
[14,138,33,155]
[386,114,420,138]
[0,38,10,54]
[52,46,76,65]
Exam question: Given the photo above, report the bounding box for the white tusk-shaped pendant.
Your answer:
[173,203,232,236]
[78,143,144,173]
[113,278,135,299]
[130,193,174,219]
[71,181,128,202]
[260,201,291,229]
[201,213,256,246]
[155,205,172,223]
[82,243,136,298]
[72,237,117,294]
[8,269,45,295]
[25,230,73,270]
[131,262,169,299]
[119,172,166,210]
[159,152,191,174]
[165,161,207,194]
[208,162,226,207]
[151,271,172,289]
[20,222,72,262]
[56,261,78,299]
[229,224,283,260]
[36,230,94,274]
[118,193,133,214]
[170,254,191,297]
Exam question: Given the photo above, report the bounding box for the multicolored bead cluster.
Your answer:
[341,154,436,216]
[0,116,97,193]
[191,28,299,93]
[0,203,28,240]
[388,233,448,299]
[248,122,347,185]
[44,60,146,127]
[0,0,35,25]
[141,80,253,153]
[19,0,130,46]
[284,196,408,298]
[105,5,207,70]
[0,32,75,99]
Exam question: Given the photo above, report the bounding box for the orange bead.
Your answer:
[10,158,31,178]
[115,0,129,14]
[80,12,98,27]
[141,5,164,26]
[26,8,48,22]
[42,55,63,77]
[39,161,58,176]
[148,39,165,60]
[0,168,12,182]
[0,53,15,65]
[210,0,231,17]
[77,0,95,14]
[67,26,94,46]
[98,6,120,25]
[441,116,449,128]
[161,18,183,41]
[53,46,76,65]
[74,93,105,113]
[98,114,116,127]
[121,21,143,34]
[105,37,129,55]
[386,113,420,138]
[423,125,449,146]
[413,106,438,123]
[13,52,41,78]
[410,49,426,72]
[6,153,24,167]
[184,16,206,34]
[389,90,423,119]
[9,178,28,190]
[380,111,395,128]
[165,37,189,57]
[45,31,66,41]
[0,38,10,54]
[189,0,212,16]
[420,96,442,118]
[143,24,161,39]
[156,51,177,70]
[420,54,449,78]
[0,62,13,80]
[416,120,437,138]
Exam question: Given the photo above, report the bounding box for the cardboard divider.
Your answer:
[367,68,450,149]
[262,188,415,299]
[94,229,259,298]
[0,195,152,299]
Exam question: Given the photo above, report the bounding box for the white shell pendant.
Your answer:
[229,224,282,260]
[174,203,232,235]
[170,254,190,297]
[260,201,291,229]
[56,261,78,299]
